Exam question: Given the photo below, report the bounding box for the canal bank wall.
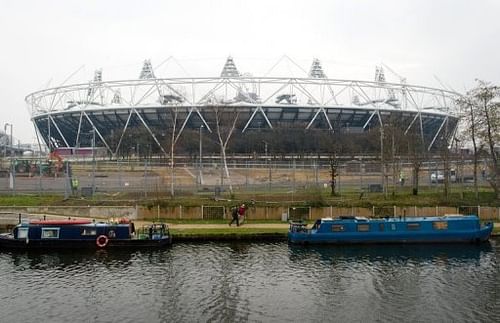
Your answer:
[0,205,498,221]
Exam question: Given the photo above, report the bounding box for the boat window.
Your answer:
[332,225,345,232]
[407,223,420,231]
[433,221,448,230]
[41,228,60,239]
[357,224,370,232]
[391,224,396,231]
[17,228,28,239]
[379,224,385,231]
[81,229,97,236]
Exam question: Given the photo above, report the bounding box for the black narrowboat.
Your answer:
[0,218,172,249]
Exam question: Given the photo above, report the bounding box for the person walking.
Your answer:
[229,203,248,227]
[229,206,239,227]
[238,203,247,226]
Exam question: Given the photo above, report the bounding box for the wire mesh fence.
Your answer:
[288,207,311,221]
[202,206,226,220]
[0,157,491,197]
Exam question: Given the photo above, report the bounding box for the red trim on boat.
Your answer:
[30,219,92,225]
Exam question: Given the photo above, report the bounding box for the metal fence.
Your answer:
[0,157,492,197]
[201,206,226,220]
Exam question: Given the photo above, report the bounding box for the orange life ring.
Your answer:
[96,235,109,248]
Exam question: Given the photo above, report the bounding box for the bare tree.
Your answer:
[329,154,339,196]
[461,80,500,199]
[211,105,240,193]
[457,95,480,199]
[382,116,405,195]
[475,81,500,198]
[442,118,451,199]
[406,126,425,195]
[163,106,183,196]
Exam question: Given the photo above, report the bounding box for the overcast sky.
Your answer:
[1,0,499,143]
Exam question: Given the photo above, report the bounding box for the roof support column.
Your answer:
[133,108,168,156]
[83,111,113,155]
[48,115,70,147]
[428,116,448,151]
[242,106,273,132]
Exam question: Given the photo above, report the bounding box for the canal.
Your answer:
[0,240,498,322]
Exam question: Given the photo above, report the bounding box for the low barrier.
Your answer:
[0,205,498,221]
[137,205,500,221]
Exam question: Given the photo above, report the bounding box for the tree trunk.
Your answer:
[443,119,450,200]
[220,145,233,193]
[329,157,337,196]
[482,97,499,198]
[213,106,238,195]
[170,145,175,197]
[412,165,419,195]
[469,104,479,200]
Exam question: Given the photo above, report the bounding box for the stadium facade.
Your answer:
[26,57,461,156]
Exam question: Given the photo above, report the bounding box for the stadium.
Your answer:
[26,57,461,158]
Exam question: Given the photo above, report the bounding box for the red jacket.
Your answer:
[238,206,246,216]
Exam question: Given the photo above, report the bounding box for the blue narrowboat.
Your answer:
[288,215,493,245]
[0,218,172,249]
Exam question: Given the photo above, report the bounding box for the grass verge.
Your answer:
[170,227,288,238]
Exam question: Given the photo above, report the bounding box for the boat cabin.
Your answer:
[288,215,493,244]
[300,215,482,235]
[12,219,136,241]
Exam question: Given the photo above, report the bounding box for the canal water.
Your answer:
[0,240,498,323]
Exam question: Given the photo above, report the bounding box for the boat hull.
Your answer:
[0,220,172,250]
[288,234,491,245]
[288,219,493,245]
[0,235,172,250]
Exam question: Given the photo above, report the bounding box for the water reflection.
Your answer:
[0,240,498,323]
[288,242,493,264]
[4,249,137,271]
[287,241,498,322]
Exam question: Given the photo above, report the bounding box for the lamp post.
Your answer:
[198,125,204,185]
[359,156,363,193]
[263,140,271,190]
[380,124,386,197]
[91,128,96,196]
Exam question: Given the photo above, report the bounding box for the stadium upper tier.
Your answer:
[26,57,461,154]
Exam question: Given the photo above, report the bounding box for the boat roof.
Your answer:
[29,219,92,225]
[320,215,477,223]
[25,219,132,226]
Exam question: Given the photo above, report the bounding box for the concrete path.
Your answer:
[169,223,289,229]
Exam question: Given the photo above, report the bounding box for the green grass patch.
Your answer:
[0,185,498,208]
[155,219,288,225]
[0,195,62,206]
[170,227,288,237]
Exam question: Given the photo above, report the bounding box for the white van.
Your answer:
[430,171,444,183]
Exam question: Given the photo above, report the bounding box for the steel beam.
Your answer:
[427,116,448,151]
[48,115,70,147]
[83,111,113,155]
[242,106,273,132]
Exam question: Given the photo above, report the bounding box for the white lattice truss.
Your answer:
[26,76,462,155]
